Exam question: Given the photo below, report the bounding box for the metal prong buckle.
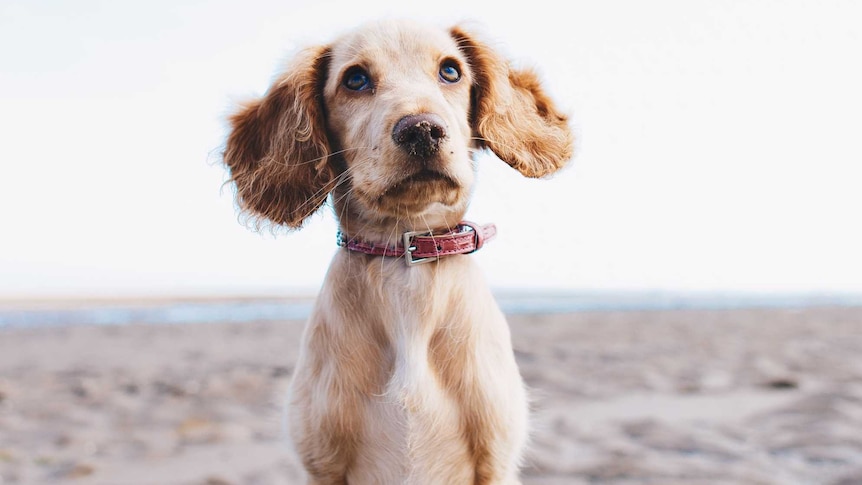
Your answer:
[403,230,438,266]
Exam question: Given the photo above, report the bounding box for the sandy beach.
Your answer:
[1,306,861,484]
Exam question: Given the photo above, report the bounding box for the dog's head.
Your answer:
[224,20,573,236]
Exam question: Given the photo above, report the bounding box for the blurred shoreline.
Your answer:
[2,291,862,328]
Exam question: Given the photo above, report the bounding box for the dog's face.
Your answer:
[323,22,475,223]
[223,20,574,236]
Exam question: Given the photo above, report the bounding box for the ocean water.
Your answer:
[1,292,861,329]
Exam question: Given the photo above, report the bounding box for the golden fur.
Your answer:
[223,19,573,484]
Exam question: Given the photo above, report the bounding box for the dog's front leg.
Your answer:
[289,372,357,484]
[445,312,529,485]
[462,355,529,485]
[288,320,366,485]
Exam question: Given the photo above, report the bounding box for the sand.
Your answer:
[1,307,861,484]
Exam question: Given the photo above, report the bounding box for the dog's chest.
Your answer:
[352,310,475,483]
[298,254,521,483]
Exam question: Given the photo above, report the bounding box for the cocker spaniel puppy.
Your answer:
[223,19,573,485]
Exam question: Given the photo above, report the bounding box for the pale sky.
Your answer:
[1,0,861,298]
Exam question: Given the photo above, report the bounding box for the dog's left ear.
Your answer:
[450,27,574,178]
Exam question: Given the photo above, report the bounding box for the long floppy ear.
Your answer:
[450,27,574,178]
[223,45,334,229]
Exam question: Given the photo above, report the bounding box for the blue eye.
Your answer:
[343,67,371,91]
[439,61,461,83]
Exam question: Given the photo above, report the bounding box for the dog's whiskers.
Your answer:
[288,146,372,168]
[285,154,374,223]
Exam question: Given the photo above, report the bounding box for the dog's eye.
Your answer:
[343,67,371,91]
[439,61,461,83]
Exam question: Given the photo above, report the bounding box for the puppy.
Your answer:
[223,19,573,485]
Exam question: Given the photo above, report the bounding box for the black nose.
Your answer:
[392,113,448,158]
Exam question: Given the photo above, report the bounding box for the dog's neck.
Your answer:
[331,189,469,248]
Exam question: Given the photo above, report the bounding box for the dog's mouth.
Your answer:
[378,169,459,200]
[366,169,463,214]
[405,169,455,186]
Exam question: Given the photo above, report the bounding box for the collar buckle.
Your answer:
[402,230,438,266]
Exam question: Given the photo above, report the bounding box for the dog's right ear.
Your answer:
[223,45,334,229]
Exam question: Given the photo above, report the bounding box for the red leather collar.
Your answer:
[337,221,497,266]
